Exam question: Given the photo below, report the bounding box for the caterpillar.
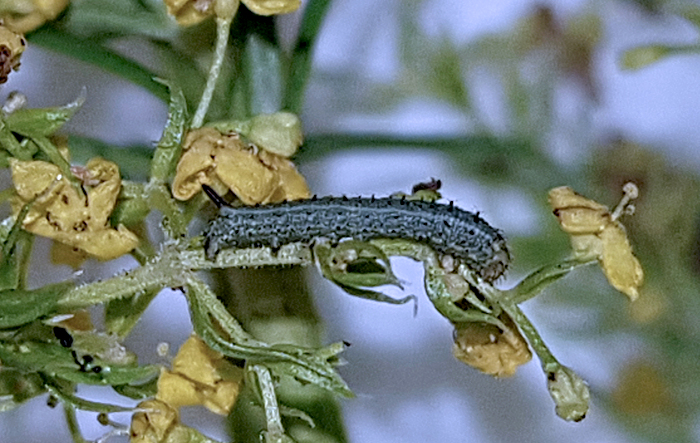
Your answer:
[201,185,510,282]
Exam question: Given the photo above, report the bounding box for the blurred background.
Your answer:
[2,0,700,442]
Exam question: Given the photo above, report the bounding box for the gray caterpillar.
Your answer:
[202,185,510,282]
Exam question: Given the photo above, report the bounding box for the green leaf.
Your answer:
[282,0,334,113]
[0,119,32,160]
[0,230,31,292]
[65,0,177,40]
[315,240,401,288]
[314,241,415,308]
[150,80,188,182]
[105,288,160,338]
[0,341,160,386]
[111,376,159,400]
[504,258,593,304]
[4,92,85,138]
[0,282,72,329]
[186,277,353,398]
[242,28,282,115]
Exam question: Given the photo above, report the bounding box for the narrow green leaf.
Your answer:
[65,0,176,40]
[0,119,32,160]
[0,341,160,386]
[4,92,85,138]
[111,376,159,400]
[105,288,160,338]
[150,80,188,182]
[0,282,72,329]
[504,258,594,304]
[283,0,334,113]
[186,278,352,397]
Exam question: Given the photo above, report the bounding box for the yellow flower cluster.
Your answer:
[164,0,300,26]
[10,158,139,260]
[131,336,244,442]
[172,127,310,205]
[548,185,643,300]
[0,24,25,84]
[0,0,70,33]
[156,335,244,415]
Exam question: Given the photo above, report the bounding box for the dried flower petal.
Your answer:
[0,24,25,83]
[156,335,244,415]
[10,158,139,260]
[452,315,532,377]
[548,186,608,234]
[258,150,310,201]
[242,0,299,15]
[599,222,644,301]
[0,0,69,33]
[214,145,278,205]
[171,130,219,200]
[131,399,179,443]
[163,0,215,26]
[548,186,643,300]
[172,127,310,204]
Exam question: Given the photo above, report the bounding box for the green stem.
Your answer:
[251,365,287,441]
[192,17,233,128]
[63,404,88,443]
[17,235,33,290]
[27,27,169,103]
[501,302,560,374]
[43,376,131,413]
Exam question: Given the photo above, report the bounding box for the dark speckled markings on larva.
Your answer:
[201,185,510,282]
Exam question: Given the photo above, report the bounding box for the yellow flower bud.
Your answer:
[452,314,531,377]
[246,112,303,157]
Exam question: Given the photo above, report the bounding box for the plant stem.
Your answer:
[192,17,233,128]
